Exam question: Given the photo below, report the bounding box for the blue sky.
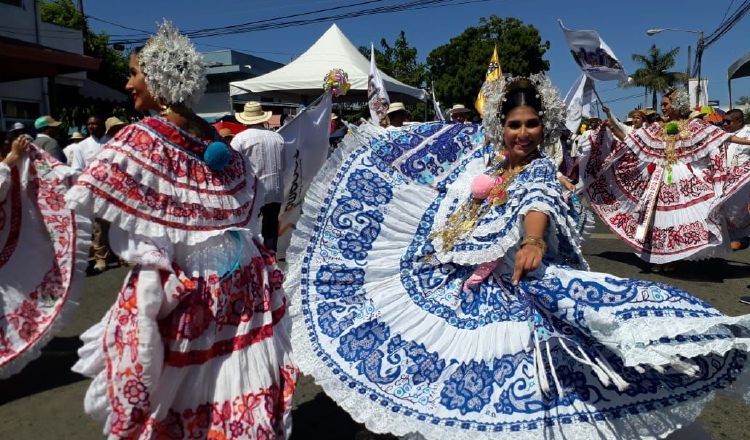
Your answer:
[85,0,750,118]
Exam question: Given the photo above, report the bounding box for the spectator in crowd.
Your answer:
[723,108,750,252]
[70,115,108,173]
[218,128,235,144]
[231,101,285,250]
[448,104,471,123]
[386,102,410,128]
[104,116,126,139]
[33,115,65,163]
[64,131,85,163]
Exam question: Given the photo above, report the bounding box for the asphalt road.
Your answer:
[1,220,749,439]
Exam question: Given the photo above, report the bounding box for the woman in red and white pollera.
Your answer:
[582,87,750,271]
[65,22,296,439]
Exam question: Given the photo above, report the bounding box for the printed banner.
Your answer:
[368,43,390,124]
[558,19,629,84]
[276,92,333,257]
[564,72,596,133]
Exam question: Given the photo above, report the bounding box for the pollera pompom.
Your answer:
[204,141,232,171]
[471,174,499,199]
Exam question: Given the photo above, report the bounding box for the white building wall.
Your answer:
[0,3,87,125]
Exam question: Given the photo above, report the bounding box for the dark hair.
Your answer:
[727,108,744,121]
[501,85,542,120]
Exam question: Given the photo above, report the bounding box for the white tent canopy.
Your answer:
[229,24,427,103]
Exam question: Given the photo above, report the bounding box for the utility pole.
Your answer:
[686,45,691,91]
[694,32,705,106]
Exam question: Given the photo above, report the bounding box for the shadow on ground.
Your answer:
[291,393,397,440]
[0,336,85,405]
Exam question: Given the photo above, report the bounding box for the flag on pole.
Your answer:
[276,92,333,257]
[564,72,596,133]
[475,45,502,116]
[432,82,445,121]
[558,19,629,84]
[368,43,390,124]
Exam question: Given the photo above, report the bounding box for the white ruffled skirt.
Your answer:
[286,122,750,440]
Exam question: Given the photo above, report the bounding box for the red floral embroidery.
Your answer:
[144,365,298,440]
[0,167,22,269]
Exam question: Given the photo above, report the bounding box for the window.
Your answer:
[1,99,40,131]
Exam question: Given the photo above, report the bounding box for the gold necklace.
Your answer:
[661,119,688,184]
[430,155,529,252]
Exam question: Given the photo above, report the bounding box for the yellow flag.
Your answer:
[475,46,502,116]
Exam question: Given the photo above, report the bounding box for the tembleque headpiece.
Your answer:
[480,73,566,154]
[663,87,690,117]
[138,21,207,109]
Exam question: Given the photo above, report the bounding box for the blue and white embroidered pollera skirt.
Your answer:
[285,122,750,440]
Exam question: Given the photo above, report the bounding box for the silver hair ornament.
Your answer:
[138,21,207,109]
[666,88,690,117]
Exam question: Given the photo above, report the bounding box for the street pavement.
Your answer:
[1,220,749,439]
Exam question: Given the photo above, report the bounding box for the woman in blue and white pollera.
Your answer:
[285,74,750,440]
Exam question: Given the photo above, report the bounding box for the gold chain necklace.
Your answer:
[661,119,689,184]
[430,155,529,252]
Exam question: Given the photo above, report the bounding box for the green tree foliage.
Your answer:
[426,16,550,117]
[736,95,750,105]
[359,31,426,88]
[40,0,129,93]
[630,44,687,110]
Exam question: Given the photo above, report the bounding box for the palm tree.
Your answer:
[630,45,688,110]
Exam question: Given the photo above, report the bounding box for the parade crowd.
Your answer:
[2,21,750,440]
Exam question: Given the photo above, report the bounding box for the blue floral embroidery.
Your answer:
[346,169,393,206]
[388,336,447,385]
[337,321,390,362]
[440,360,495,414]
[314,264,365,300]
[296,122,750,434]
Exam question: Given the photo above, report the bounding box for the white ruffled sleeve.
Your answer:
[432,158,588,269]
[0,162,10,202]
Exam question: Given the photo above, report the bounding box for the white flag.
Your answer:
[564,72,596,133]
[368,43,390,123]
[558,19,629,84]
[276,92,333,257]
[432,83,445,121]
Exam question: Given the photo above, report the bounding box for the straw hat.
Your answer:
[236,102,272,125]
[387,102,407,115]
[105,116,127,136]
[688,110,706,120]
[70,131,85,140]
[448,104,470,115]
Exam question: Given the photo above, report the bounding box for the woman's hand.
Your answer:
[3,135,29,167]
[512,243,544,285]
[558,174,576,191]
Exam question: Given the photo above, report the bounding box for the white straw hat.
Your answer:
[236,102,273,125]
[448,104,470,115]
[387,102,407,115]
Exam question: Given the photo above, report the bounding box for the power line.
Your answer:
[103,0,494,45]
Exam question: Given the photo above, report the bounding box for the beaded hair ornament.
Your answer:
[138,21,207,109]
[480,73,566,155]
[663,87,690,117]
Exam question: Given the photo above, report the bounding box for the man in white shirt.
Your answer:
[724,109,750,167]
[71,116,109,173]
[231,102,284,251]
[73,116,126,272]
[723,109,750,253]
